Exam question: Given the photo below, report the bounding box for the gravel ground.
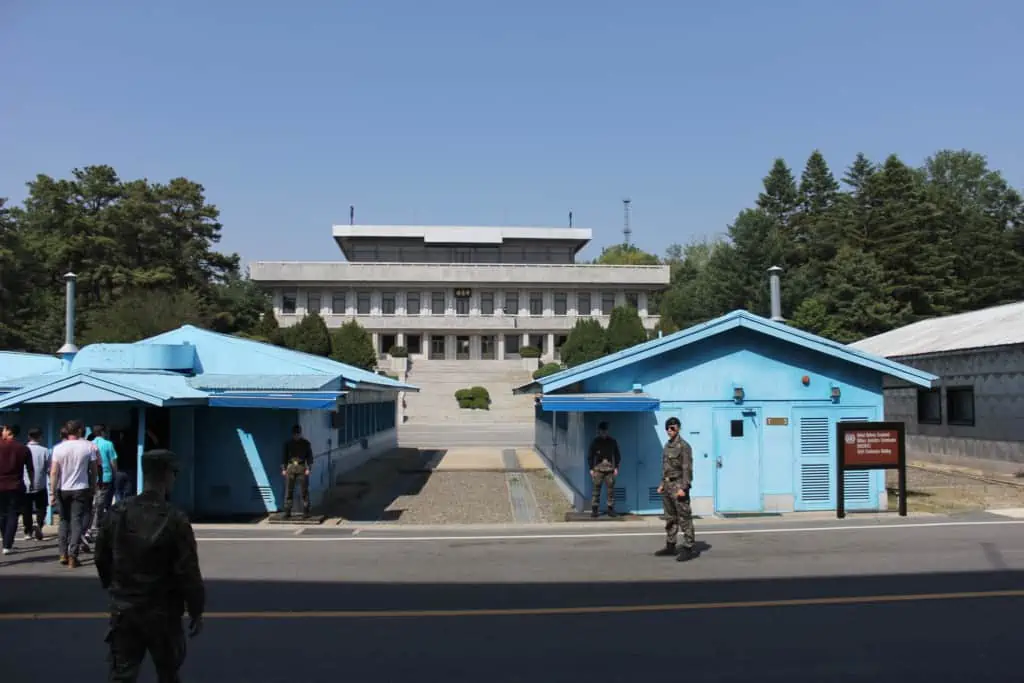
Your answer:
[887,466,1024,513]
[383,471,516,524]
[526,470,575,522]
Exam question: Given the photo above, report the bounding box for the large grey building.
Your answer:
[250,224,671,363]
[850,301,1024,472]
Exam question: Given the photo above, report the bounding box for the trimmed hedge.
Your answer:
[389,345,409,358]
[533,362,562,379]
[455,386,490,410]
[520,345,541,358]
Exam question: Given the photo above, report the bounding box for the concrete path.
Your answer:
[2,518,1022,682]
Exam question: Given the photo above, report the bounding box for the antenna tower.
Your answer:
[622,198,632,246]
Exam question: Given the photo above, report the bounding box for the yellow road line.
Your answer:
[2,589,1023,621]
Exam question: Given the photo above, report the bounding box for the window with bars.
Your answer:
[381,292,396,315]
[553,292,567,315]
[307,293,321,315]
[281,291,297,314]
[529,292,543,316]
[480,291,495,315]
[431,291,446,315]
[577,292,591,315]
[331,292,346,314]
[356,291,371,315]
[406,292,421,315]
[601,292,615,315]
[505,292,519,315]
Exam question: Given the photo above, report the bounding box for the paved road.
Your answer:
[2,519,1022,682]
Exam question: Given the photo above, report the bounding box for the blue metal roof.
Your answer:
[187,374,339,391]
[0,351,64,384]
[0,370,209,409]
[139,326,418,392]
[206,390,344,410]
[540,393,661,412]
[515,310,938,395]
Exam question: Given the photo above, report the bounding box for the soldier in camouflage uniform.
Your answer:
[95,449,205,683]
[654,417,698,562]
[588,421,621,517]
[281,424,313,518]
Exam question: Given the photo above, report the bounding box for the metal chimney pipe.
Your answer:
[57,272,79,355]
[768,266,784,322]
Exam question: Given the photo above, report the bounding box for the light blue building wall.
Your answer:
[522,311,936,517]
[0,325,417,519]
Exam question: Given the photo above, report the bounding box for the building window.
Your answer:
[577,292,591,316]
[407,292,421,315]
[381,291,396,315]
[505,292,519,315]
[480,291,495,315]
[307,293,321,315]
[553,292,567,315]
[917,389,941,425]
[456,297,470,315]
[332,292,346,314]
[730,420,744,438]
[406,334,422,355]
[625,292,639,310]
[282,291,297,314]
[601,292,615,315]
[356,291,371,315]
[946,387,975,426]
[529,292,543,316]
[505,334,521,356]
[431,291,446,315]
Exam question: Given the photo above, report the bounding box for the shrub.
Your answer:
[533,362,562,379]
[330,320,376,370]
[455,386,490,410]
[389,345,408,357]
[560,318,607,367]
[520,345,541,358]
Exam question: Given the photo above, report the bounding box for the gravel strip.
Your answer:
[525,470,575,522]
[383,472,515,524]
[887,467,1024,513]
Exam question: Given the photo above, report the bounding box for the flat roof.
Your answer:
[332,224,592,253]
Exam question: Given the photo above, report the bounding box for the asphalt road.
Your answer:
[2,519,1023,682]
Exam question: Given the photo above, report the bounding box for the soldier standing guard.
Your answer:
[588,421,621,517]
[95,449,205,682]
[281,424,313,518]
[654,417,698,562]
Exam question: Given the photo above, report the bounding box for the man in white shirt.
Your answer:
[50,420,97,568]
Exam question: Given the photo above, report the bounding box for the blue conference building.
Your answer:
[0,324,415,518]
[517,310,937,516]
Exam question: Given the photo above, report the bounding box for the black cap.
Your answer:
[597,421,609,431]
[141,449,180,477]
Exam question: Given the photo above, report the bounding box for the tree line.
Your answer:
[596,148,1024,345]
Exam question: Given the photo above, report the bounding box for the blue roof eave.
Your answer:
[521,311,937,395]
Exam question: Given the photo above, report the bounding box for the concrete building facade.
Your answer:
[851,301,1024,472]
[515,310,936,516]
[250,225,671,363]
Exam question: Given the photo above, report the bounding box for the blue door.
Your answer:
[713,408,762,513]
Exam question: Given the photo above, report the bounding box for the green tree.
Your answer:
[559,318,606,368]
[756,158,799,227]
[80,289,210,344]
[330,320,376,370]
[250,305,284,345]
[594,244,660,265]
[605,305,647,354]
[285,312,332,357]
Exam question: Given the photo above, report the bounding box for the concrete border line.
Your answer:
[3,589,1023,621]
[194,519,1024,542]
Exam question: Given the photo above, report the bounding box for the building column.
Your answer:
[371,332,380,356]
[638,292,649,317]
[497,334,506,360]
[546,333,555,362]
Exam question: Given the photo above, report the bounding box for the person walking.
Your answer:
[21,428,50,541]
[50,420,97,568]
[87,424,118,541]
[654,416,698,562]
[0,424,33,556]
[95,449,205,682]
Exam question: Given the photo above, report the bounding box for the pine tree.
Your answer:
[330,320,376,370]
[756,158,799,227]
[287,312,332,357]
[605,306,647,353]
[560,318,607,368]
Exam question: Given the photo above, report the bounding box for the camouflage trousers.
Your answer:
[590,469,616,509]
[661,482,695,549]
[106,608,185,682]
[284,462,310,515]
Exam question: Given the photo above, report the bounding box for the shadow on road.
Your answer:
[2,569,1022,682]
[319,448,441,522]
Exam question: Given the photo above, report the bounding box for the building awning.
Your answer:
[206,390,345,410]
[539,393,661,412]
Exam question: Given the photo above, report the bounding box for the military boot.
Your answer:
[676,546,699,562]
[654,542,677,557]
[590,506,599,518]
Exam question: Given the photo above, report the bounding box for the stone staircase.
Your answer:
[399,359,538,448]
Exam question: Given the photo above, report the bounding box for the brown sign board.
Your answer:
[836,421,907,519]
[843,428,900,467]
[766,417,788,426]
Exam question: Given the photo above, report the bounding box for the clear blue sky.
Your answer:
[3,1,1022,265]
